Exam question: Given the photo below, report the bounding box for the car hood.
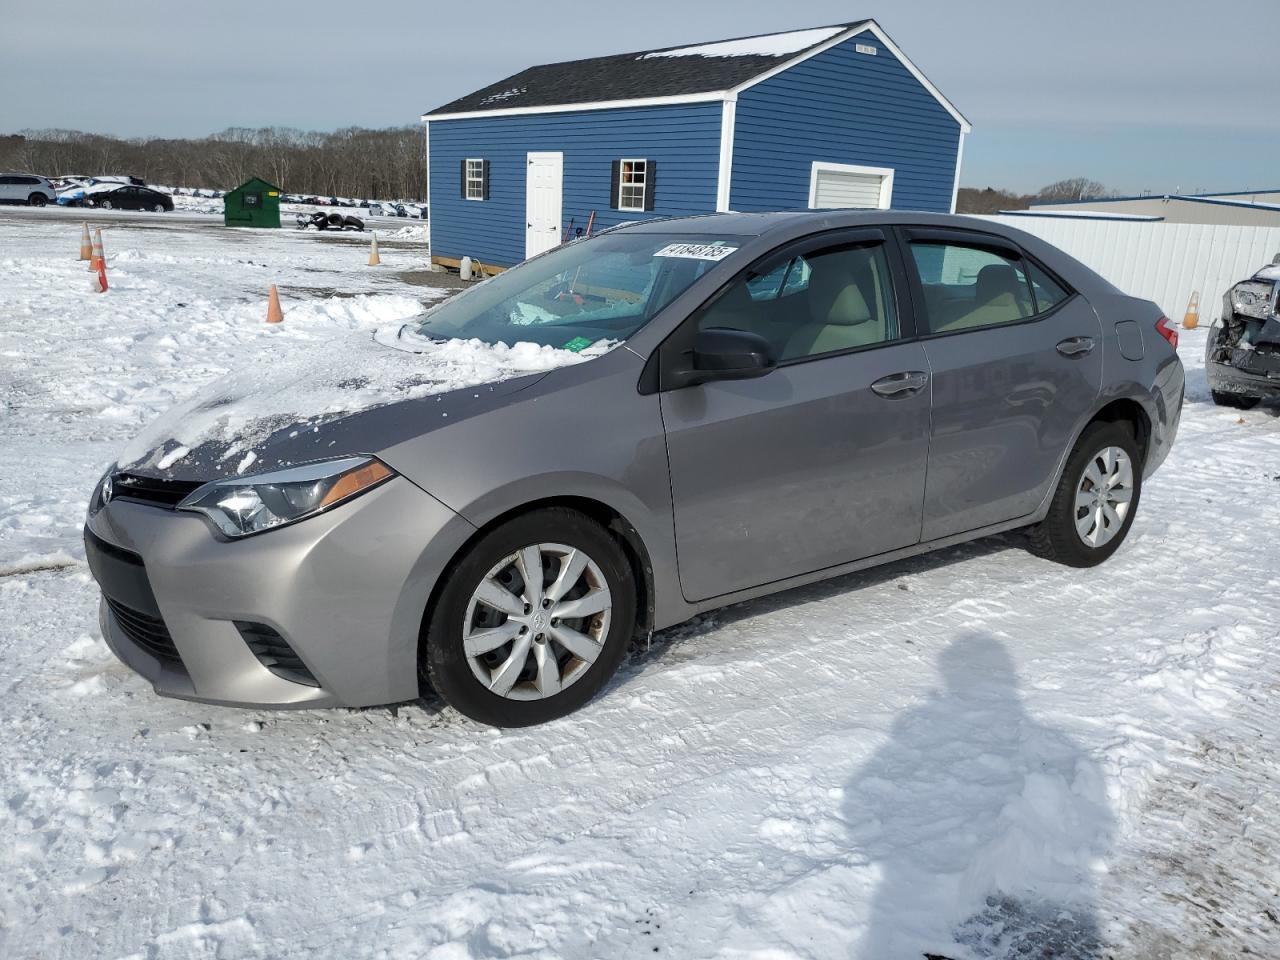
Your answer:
[116,325,616,482]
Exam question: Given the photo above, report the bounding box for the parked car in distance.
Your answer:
[1206,256,1280,408]
[85,211,1184,727]
[84,184,174,212]
[0,173,57,206]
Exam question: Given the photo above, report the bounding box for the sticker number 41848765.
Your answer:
[653,243,738,262]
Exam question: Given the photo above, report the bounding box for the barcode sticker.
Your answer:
[654,243,738,261]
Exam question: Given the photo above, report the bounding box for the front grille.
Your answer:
[236,621,319,687]
[106,596,182,663]
[111,472,205,509]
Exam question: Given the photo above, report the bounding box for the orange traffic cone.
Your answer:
[89,227,105,272]
[78,222,92,261]
[368,234,381,266]
[91,262,108,293]
[266,284,283,323]
[1182,291,1200,329]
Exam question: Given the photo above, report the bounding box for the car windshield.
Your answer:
[414,232,743,351]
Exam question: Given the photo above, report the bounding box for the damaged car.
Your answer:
[1207,256,1280,408]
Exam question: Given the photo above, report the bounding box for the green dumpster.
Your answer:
[224,177,281,228]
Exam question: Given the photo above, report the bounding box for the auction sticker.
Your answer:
[654,243,738,261]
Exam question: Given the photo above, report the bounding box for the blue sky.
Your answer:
[3,0,1276,194]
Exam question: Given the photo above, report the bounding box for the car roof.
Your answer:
[614,209,1019,238]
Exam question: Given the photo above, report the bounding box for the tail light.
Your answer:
[1154,316,1179,350]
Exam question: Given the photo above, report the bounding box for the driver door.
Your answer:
[658,231,933,602]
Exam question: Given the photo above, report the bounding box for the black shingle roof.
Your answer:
[426,21,870,116]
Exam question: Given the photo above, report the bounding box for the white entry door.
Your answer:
[525,151,564,260]
[808,161,894,210]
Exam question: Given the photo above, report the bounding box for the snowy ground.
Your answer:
[1,207,1278,959]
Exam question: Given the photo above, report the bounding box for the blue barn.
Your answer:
[422,20,970,270]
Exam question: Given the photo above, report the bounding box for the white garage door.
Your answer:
[809,162,894,210]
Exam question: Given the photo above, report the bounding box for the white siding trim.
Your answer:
[420,19,971,133]
[423,90,726,121]
[716,96,737,212]
[730,21,972,134]
[950,129,966,214]
[808,161,894,210]
[423,120,431,258]
[857,23,971,133]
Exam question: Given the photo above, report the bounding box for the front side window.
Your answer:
[465,158,485,200]
[414,232,739,351]
[910,241,1034,334]
[618,159,647,211]
[696,242,899,362]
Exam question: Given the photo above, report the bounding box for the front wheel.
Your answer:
[152,203,165,213]
[423,508,636,726]
[1028,421,1142,567]
[1211,390,1260,410]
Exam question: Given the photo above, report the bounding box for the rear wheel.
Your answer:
[152,203,165,213]
[27,193,47,207]
[1028,421,1142,567]
[423,508,636,726]
[1211,390,1260,410]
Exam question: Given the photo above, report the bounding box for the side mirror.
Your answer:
[690,327,776,382]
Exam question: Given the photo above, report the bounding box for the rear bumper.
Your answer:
[85,476,475,709]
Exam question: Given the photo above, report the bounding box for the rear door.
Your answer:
[902,228,1103,541]
[659,230,932,602]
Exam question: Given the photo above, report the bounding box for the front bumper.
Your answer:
[1206,356,1280,400]
[85,476,475,709]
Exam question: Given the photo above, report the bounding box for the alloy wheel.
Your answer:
[1074,445,1134,548]
[462,542,612,701]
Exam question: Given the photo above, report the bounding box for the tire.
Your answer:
[152,203,165,213]
[28,193,47,207]
[100,199,113,210]
[1028,420,1142,568]
[423,507,636,726]
[1211,390,1260,410]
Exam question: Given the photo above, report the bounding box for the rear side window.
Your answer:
[910,241,1034,334]
[1026,261,1071,312]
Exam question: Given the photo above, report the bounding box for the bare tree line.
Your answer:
[0,126,427,200]
[957,178,1113,215]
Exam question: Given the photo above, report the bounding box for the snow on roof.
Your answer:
[639,26,845,60]
[426,20,873,116]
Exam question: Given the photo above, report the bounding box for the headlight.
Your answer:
[178,456,395,538]
[88,464,116,517]
[1229,281,1276,319]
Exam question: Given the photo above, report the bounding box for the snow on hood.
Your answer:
[117,326,617,474]
[1253,262,1280,282]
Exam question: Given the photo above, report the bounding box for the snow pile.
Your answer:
[0,214,449,568]
[381,223,427,241]
[641,26,844,59]
[3,215,1280,959]
[118,329,607,470]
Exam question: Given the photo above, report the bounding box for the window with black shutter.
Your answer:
[615,159,648,212]
[463,158,487,200]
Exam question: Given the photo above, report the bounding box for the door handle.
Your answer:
[1056,336,1096,357]
[870,370,929,398]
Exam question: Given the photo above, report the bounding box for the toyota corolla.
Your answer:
[85,211,1184,726]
